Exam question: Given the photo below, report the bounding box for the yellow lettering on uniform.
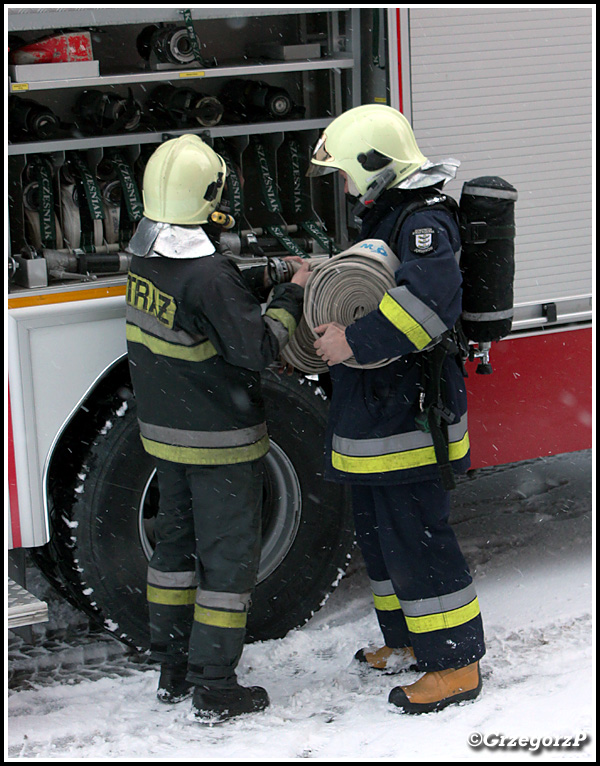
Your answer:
[157,294,174,326]
[126,273,176,328]
[134,278,150,311]
[126,275,135,304]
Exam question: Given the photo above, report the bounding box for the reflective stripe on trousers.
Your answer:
[332,414,469,474]
[138,419,270,466]
[147,459,264,686]
[147,569,251,628]
[147,567,196,606]
[353,481,485,671]
[194,589,252,629]
[370,578,480,633]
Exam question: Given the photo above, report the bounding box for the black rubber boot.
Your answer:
[192,683,270,724]
[156,662,193,704]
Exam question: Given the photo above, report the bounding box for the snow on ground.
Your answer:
[6,450,595,761]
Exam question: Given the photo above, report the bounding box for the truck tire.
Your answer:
[50,371,353,650]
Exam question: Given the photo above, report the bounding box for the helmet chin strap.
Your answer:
[349,159,461,224]
[350,167,397,223]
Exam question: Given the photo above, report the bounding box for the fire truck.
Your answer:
[7,8,592,647]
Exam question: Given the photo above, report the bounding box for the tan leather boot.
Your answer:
[354,645,418,673]
[389,661,481,713]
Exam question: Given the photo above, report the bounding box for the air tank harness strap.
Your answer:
[415,332,462,491]
[461,221,516,245]
[388,193,460,247]
[387,194,464,490]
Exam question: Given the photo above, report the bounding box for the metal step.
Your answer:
[8,577,48,630]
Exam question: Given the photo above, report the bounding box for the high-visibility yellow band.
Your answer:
[147,585,196,606]
[405,597,481,634]
[265,307,297,337]
[141,433,270,466]
[194,605,247,629]
[379,293,432,350]
[373,593,402,611]
[126,324,218,362]
[332,431,470,474]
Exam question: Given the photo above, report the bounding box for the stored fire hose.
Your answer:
[251,138,309,258]
[61,153,105,251]
[23,157,64,250]
[280,239,402,374]
[277,137,340,256]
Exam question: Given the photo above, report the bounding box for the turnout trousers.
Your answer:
[352,479,485,671]
[146,458,263,689]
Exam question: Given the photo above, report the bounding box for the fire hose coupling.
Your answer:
[266,257,301,286]
[41,248,131,280]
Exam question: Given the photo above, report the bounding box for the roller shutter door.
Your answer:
[407,7,592,324]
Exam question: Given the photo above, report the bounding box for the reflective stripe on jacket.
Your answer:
[126,249,304,465]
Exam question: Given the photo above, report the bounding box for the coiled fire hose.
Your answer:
[280,239,402,373]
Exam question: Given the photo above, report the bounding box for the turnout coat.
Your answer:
[126,237,304,466]
[325,187,471,485]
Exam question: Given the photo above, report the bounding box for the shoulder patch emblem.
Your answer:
[410,227,437,255]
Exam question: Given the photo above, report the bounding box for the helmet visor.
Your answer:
[306,134,337,177]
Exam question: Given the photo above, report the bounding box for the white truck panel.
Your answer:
[8,295,127,547]
[405,7,592,313]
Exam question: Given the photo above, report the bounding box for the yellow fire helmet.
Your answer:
[307,104,427,196]
[142,134,227,225]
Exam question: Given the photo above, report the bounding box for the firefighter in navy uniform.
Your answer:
[307,105,485,714]
[125,134,310,723]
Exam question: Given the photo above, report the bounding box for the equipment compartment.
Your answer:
[8,8,368,291]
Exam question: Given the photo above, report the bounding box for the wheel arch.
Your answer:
[44,353,133,527]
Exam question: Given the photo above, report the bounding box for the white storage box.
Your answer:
[9,60,100,83]
[246,43,322,60]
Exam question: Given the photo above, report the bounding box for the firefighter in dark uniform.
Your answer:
[125,134,310,723]
[307,105,485,714]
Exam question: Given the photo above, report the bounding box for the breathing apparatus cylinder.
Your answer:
[459,176,518,359]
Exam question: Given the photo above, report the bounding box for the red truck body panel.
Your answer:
[467,328,592,469]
